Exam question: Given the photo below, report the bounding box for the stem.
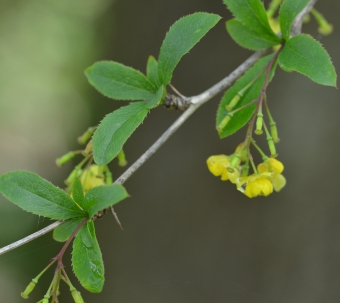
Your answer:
[0,1,317,256]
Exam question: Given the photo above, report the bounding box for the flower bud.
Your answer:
[65,167,81,186]
[42,295,50,303]
[226,94,242,111]
[82,141,93,156]
[227,153,241,173]
[56,151,77,167]
[267,137,277,158]
[255,113,263,135]
[77,126,96,145]
[217,113,233,132]
[70,286,85,303]
[270,122,280,143]
[21,278,38,299]
[312,9,333,35]
[118,149,127,167]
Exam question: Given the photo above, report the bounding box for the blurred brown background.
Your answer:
[1,0,340,302]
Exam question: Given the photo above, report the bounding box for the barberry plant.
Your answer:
[0,0,336,302]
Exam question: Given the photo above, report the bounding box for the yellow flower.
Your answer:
[80,165,105,192]
[257,158,286,192]
[237,173,273,198]
[207,155,230,176]
[258,158,284,175]
[206,155,239,183]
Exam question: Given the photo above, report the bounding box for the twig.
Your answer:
[0,1,317,256]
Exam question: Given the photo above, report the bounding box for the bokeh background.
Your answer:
[1,0,340,302]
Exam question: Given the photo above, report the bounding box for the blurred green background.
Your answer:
[1,0,340,302]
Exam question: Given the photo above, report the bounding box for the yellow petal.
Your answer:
[267,158,284,174]
[272,174,286,192]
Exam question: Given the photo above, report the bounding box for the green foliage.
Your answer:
[226,19,280,50]
[85,61,157,101]
[278,34,337,86]
[93,101,150,165]
[72,221,104,293]
[279,0,310,40]
[83,184,129,219]
[53,218,85,242]
[146,55,160,87]
[145,86,165,109]
[0,171,86,220]
[223,0,282,46]
[158,12,221,85]
[216,54,276,138]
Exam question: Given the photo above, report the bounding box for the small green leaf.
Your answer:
[0,171,86,220]
[226,19,280,50]
[278,34,337,86]
[217,54,277,138]
[279,0,310,40]
[146,55,160,87]
[85,61,156,101]
[72,178,84,209]
[145,86,165,109]
[53,218,84,242]
[93,102,149,165]
[223,0,282,45]
[158,13,221,85]
[72,221,104,293]
[83,184,129,219]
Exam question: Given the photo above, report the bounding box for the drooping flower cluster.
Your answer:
[207,147,286,199]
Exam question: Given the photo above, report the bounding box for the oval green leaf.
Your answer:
[85,61,157,101]
[72,221,104,293]
[0,171,86,220]
[279,0,310,40]
[278,34,337,87]
[158,13,221,85]
[223,0,282,45]
[227,19,281,50]
[83,184,129,219]
[93,102,150,165]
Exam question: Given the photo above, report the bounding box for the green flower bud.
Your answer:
[77,126,96,145]
[217,113,233,132]
[270,122,280,143]
[21,278,38,299]
[255,113,263,135]
[267,137,277,158]
[82,141,93,156]
[118,149,127,167]
[70,286,84,303]
[42,295,50,303]
[56,151,77,167]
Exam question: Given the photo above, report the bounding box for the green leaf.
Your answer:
[226,19,280,50]
[83,184,129,219]
[85,61,156,101]
[145,86,165,109]
[80,221,93,248]
[279,0,310,40]
[53,217,84,242]
[72,178,84,209]
[72,221,104,293]
[223,0,282,45]
[146,55,160,87]
[216,54,277,138]
[93,101,149,165]
[278,34,337,87]
[158,13,221,85]
[0,171,86,220]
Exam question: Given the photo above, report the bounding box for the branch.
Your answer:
[0,1,317,256]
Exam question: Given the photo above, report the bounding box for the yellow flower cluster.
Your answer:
[80,164,106,192]
[207,155,286,198]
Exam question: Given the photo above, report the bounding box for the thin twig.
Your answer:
[0,1,317,256]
